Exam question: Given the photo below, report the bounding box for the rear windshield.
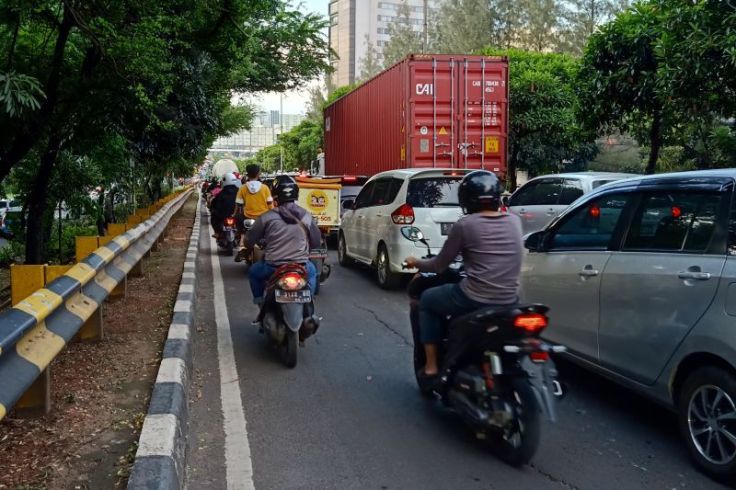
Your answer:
[407,177,462,208]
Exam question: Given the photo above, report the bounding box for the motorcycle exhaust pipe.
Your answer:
[448,390,490,427]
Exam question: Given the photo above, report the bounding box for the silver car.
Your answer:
[521,169,736,481]
[507,172,638,235]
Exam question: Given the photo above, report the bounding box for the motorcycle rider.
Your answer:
[404,170,523,380]
[234,163,273,262]
[247,176,321,305]
[210,173,240,238]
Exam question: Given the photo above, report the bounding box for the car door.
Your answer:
[522,192,635,362]
[598,188,730,385]
[509,178,564,234]
[345,181,375,260]
[364,178,401,258]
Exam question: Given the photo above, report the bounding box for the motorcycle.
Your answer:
[217,216,238,256]
[308,233,331,295]
[402,226,565,466]
[258,263,319,368]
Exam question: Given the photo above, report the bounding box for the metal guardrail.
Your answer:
[0,189,193,420]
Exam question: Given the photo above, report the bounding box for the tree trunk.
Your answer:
[645,112,662,175]
[25,137,61,264]
[96,189,106,236]
[507,143,521,191]
[0,7,74,184]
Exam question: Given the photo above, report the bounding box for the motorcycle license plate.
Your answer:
[275,289,311,304]
[440,223,454,235]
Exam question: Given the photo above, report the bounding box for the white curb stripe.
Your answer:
[168,323,190,341]
[156,357,187,386]
[136,413,178,457]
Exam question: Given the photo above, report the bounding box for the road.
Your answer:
[185,209,726,490]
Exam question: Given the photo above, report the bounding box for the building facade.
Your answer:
[210,111,305,158]
[328,0,439,87]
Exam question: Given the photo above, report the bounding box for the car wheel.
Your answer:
[376,244,401,290]
[678,366,736,483]
[338,232,353,267]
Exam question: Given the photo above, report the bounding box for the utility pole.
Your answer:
[279,93,284,173]
[423,0,429,53]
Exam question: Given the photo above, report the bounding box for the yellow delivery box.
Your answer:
[296,176,342,229]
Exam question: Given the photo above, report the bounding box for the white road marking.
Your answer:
[209,231,255,490]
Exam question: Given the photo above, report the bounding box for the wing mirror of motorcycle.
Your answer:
[401,226,425,243]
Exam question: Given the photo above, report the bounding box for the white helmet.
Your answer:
[222,172,242,188]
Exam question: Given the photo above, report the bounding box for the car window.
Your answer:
[509,179,562,207]
[592,179,616,189]
[550,193,632,250]
[624,191,723,253]
[353,181,375,210]
[406,177,462,208]
[559,179,584,205]
[369,178,402,206]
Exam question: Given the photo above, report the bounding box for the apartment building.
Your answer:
[328,0,440,87]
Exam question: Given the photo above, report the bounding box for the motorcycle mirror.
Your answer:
[400,226,424,242]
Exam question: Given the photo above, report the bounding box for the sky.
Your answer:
[246,0,329,116]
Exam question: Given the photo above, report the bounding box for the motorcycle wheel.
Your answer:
[490,379,541,467]
[225,240,234,256]
[280,329,298,368]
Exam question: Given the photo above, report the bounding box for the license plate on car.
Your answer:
[440,223,454,235]
[275,289,311,304]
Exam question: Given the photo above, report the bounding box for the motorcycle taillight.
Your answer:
[278,272,306,291]
[224,217,236,226]
[513,313,548,334]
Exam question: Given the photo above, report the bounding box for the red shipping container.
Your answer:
[324,54,509,178]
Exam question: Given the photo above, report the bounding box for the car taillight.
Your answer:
[513,313,548,333]
[530,351,550,363]
[224,217,236,226]
[278,272,306,291]
[391,203,415,224]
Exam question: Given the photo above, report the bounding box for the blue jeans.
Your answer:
[249,260,317,304]
[419,283,491,344]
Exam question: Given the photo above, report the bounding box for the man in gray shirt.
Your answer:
[247,177,321,304]
[405,171,523,377]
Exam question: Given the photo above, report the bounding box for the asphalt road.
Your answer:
[186,210,727,490]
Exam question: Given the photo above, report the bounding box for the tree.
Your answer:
[433,0,492,53]
[578,3,671,174]
[656,0,736,124]
[358,35,383,82]
[0,1,331,263]
[561,0,631,55]
[520,0,564,52]
[482,49,597,190]
[382,1,424,67]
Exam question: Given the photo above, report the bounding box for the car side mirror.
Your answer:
[502,195,510,207]
[524,231,545,252]
[343,199,355,211]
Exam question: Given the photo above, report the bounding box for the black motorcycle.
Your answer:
[258,263,319,368]
[402,226,565,466]
[217,216,238,256]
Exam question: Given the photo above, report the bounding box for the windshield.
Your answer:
[407,177,462,208]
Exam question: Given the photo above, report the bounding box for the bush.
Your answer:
[46,220,98,264]
[0,240,25,267]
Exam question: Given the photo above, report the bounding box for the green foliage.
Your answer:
[45,220,98,264]
[325,84,360,107]
[482,48,597,188]
[358,35,383,82]
[0,71,45,118]
[0,240,24,267]
[0,0,331,263]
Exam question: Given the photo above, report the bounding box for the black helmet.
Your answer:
[272,175,299,203]
[458,170,503,214]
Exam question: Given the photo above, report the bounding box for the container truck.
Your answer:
[324,54,509,178]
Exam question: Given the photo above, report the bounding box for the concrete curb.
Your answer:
[128,194,201,490]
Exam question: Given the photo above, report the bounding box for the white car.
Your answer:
[338,168,471,289]
[507,172,638,235]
